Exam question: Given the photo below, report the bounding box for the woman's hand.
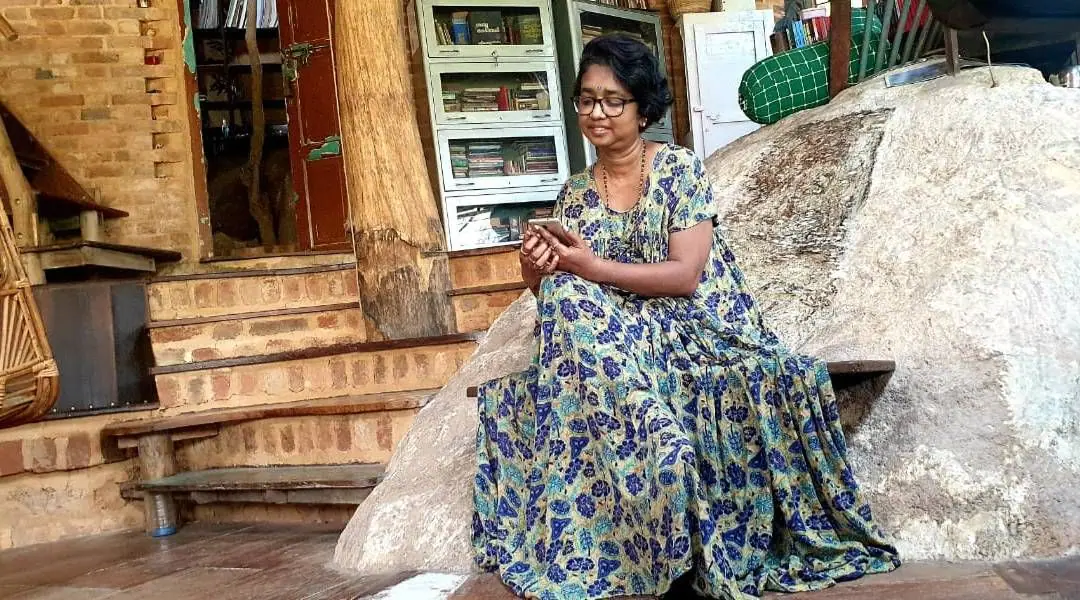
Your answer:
[519,228,559,293]
[533,227,599,280]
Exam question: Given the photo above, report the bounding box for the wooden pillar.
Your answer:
[138,433,178,537]
[0,112,38,249]
[829,0,853,99]
[334,0,456,341]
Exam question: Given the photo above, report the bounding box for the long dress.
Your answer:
[472,144,899,600]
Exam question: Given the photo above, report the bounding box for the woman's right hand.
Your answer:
[520,228,559,292]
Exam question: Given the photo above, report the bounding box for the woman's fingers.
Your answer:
[529,240,551,264]
[534,227,565,254]
[541,254,559,274]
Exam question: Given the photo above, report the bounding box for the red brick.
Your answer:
[393,354,409,380]
[317,313,340,328]
[191,348,220,362]
[65,433,92,469]
[27,438,58,473]
[211,374,230,401]
[330,358,347,389]
[351,359,369,385]
[373,355,388,384]
[413,353,430,377]
[0,440,25,477]
[261,278,282,303]
[376,415,393,451]
[316,420,333,451]
[29,7,75,20]
[156,377,180,407]
[193,282,214,308]
[249,317,306,337]
[287,366,304,393]
[216,280,238,306]
[187,377,206,405]
[298,423,314,453]
[152,325,199,343]
[239,279,262,305]
[280,426,296,453]
[242,427,257,452]
[305,274,328,301]
[283,277,303,302]
[262,428,278,453]
[211,322,242,340]
[343,272,359,297]
[335,421,352,452]
[239,372,258,395]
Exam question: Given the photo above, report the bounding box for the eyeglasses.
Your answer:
[572,96,635,117]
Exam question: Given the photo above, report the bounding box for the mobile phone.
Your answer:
[526,218,570,241]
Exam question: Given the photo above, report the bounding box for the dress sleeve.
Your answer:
[668,150,717,232]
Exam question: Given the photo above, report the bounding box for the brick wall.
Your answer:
[0,0,200,261]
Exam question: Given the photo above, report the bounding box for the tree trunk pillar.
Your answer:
[333,0,456,341]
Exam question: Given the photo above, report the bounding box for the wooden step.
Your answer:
[152,334,479,412]
[449,282,528,334]
[134,464,384,506]
[148,302,364,367]
[21,240,181,273]
[147,263,358,321]
[104,387,437,441]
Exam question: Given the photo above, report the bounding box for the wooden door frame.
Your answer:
[177,0,214,259]
[177,0,352,259]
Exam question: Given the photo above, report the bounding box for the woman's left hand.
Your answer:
[534,227,600,280]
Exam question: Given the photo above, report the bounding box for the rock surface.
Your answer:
[334,65,1080,574]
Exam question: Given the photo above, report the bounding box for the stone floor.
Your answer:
[0,523,1076,599]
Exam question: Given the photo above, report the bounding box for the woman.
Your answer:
[472,34,899,600]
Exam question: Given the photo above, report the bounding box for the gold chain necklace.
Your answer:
[602,141,647,212]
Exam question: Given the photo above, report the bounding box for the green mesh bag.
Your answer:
[738,9,887,125]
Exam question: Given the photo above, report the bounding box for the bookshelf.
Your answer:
[553,0,674,171]
[418,0,570,251]
[189,0,288,160]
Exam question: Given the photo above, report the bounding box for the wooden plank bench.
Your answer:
[102,389,436,537]
[464,360,896,398]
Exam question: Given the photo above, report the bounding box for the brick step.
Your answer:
[147,263,358,322]
[148,302,364,367]
[152,333,480,412]
[449,282,528,333]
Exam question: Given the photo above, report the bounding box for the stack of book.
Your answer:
[770,7,831,53]
[460,87,501,112]
[514,83,550,111]
[580,24,656,56]
[517,140,557,174]
[449,144,468,178]
[580,24,604,46]
[466,142,505,177]
[208,0,277,28]
[442,91,461,113]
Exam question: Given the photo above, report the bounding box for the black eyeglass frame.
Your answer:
[571,96,637,118]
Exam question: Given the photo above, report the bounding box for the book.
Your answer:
[468,11,505,45]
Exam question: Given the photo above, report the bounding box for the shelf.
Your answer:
[198,61,284,69]
[194,27,280,38]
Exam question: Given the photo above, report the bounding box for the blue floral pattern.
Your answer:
[473,144,899,599]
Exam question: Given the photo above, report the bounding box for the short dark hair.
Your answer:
[573,34,673,130]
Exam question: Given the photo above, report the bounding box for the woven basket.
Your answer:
[668,0,710,18]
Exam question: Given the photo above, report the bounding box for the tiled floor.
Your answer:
[0,524,1076,599]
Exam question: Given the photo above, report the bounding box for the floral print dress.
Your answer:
[472,144,899,600]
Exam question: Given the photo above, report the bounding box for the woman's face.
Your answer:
[576,64,643,151]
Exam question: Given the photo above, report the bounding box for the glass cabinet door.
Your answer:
[445,194,556,250]
[575,5,670,131]
[421,0,555,59]
[430,62,562,126]
[437,127,568,192]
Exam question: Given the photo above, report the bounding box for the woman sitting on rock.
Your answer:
[472,34,899,600]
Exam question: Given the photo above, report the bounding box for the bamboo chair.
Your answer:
[0,102,59,428]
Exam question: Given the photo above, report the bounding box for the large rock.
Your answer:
[334,65,1080,574]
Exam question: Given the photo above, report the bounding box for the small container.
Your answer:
[144,493,178,537]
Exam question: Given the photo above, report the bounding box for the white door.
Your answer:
[684,14,771,159]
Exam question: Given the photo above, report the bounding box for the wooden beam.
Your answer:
[0,109,38,248]
[334,0,457,340]
[944,27,960,74]
[0,14,16,41]
[829,0,854,99]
